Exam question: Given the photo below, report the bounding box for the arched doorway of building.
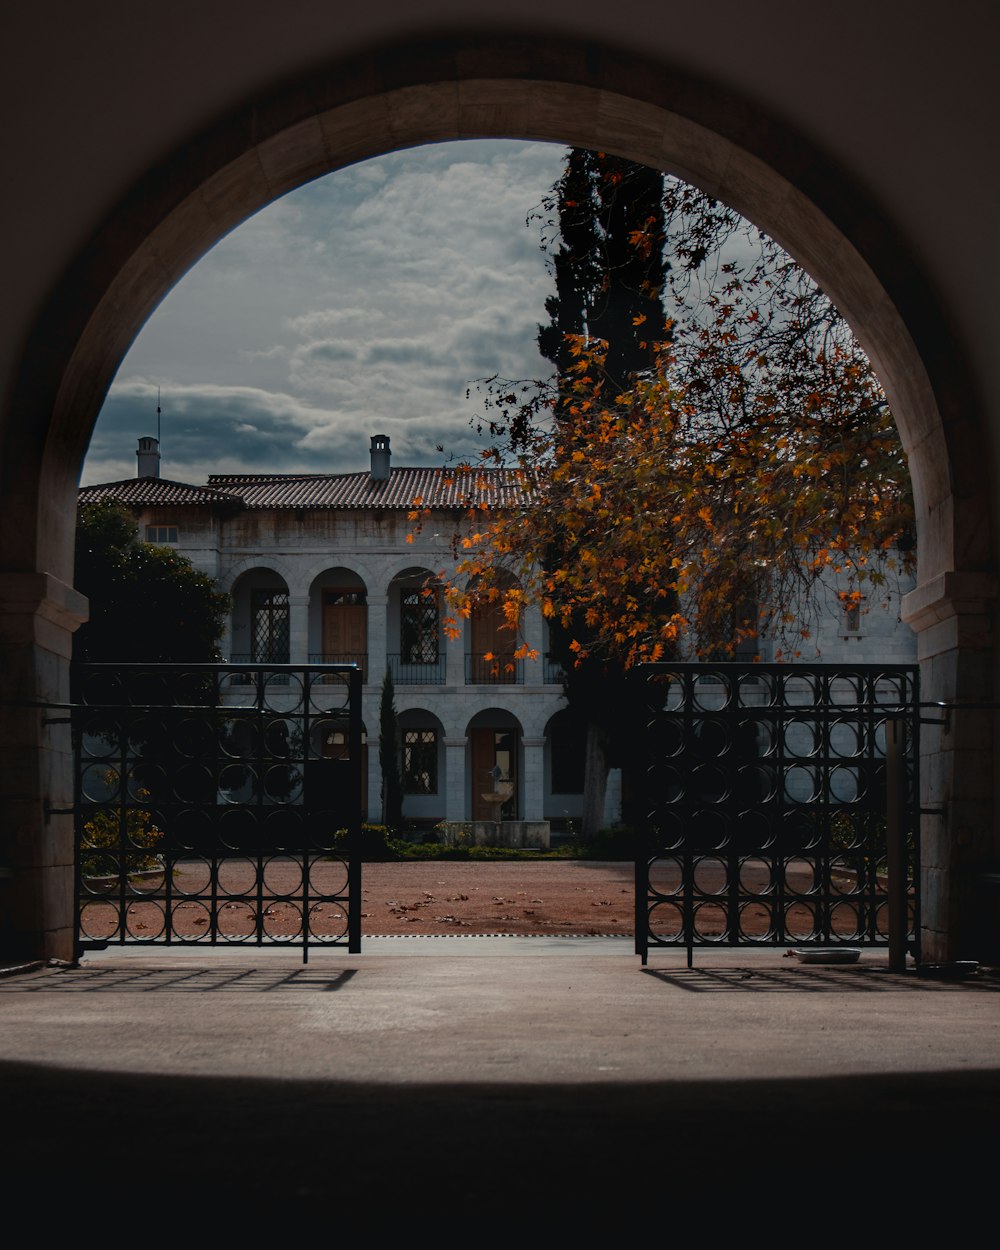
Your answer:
[388,570,444,686]
[229,568,291,665]
[1,36,992,962]
[468,571,524,687]
[467,709,523,822]
[397,708,446,832]
[307,568,369,680]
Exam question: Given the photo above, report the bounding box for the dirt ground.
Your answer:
[78,855,878,943]
[78,858,640,942]
[359,859,637,935]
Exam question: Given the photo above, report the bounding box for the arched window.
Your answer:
[401,588,439,664]
[251,588,289,663]
[403,728,438,795]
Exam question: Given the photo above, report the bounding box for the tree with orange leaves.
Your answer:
[419,158,914,833]
[440,162,913,670]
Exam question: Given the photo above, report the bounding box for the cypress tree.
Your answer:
[537,150,669,836]
[379,667,403,831]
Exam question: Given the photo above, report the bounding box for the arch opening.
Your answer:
[3,35,993,963]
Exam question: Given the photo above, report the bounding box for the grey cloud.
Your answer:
[298,341,361,365]
[86,140,569,485]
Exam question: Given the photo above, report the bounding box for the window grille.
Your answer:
[403,728,438,794]
[251,588,290,663]
[401,589,439,663]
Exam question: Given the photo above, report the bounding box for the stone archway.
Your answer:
[1,36,992,961]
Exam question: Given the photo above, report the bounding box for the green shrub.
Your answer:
[80,774,163,878]
[332,823,409,861]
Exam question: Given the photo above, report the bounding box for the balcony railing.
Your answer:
[387,653,446,685]
[309,653,368,682]
[543,654,564,685]
[465,652,523,685]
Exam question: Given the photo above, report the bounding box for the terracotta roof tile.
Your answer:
[79,467,534,512]
[206,467,532,510]
[77,477,244,507]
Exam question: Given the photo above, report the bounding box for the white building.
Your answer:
[80,435,593,837]
[79,433,916,832]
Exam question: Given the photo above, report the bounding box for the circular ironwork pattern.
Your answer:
[218,900,257,940]
[692,672,731,711]
[739,856,773,894]
[738,900,775,940]
[639,661,917,956]
[171,857,212,895]
[81,768,119,804]
[218,857,258,896]
[307,902,349,942]
[692,856,728,896]
[648,856,683,897]
[125,900,166,941]
[739,671,776,708]
[648,900,684,941]
[308,856,349,896]
[307,670,351,712]
[79,900,120,941]
[692,901,728,941]
[262,902,303,940]
[74,663,362,957]
[256,670,297,711]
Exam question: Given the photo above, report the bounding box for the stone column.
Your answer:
[443,736,467,821]
[0,573,88,962]
[219,616,233,662]
[522,736,545,821]
[603,768,623,826]
[287,595,309,664]
[367,594,388,688]
[367,742,382,824]
[522,606,545,687]
[445,621,466,687]
[902,571,998,963]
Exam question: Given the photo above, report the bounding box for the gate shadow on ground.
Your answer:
[7,964,998,994]
[0,966,357,993]
[640,966,1000,992]
[2,1058,997,1233]
[5,965,990,995]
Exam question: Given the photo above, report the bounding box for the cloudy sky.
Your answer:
[81,140,569,486]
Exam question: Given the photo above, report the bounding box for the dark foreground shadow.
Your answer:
[3,1058,997,1233]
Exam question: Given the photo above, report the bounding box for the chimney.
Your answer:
[370,433,391,482]
[137,435,161,478]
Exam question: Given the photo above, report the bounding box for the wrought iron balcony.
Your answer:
[387,653,446,685]
[465,652,523,685]
[543,653,564,685]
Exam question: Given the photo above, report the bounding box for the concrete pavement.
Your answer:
[2,939,997,1232]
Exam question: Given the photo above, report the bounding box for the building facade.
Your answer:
[80,434,918,835]
[80,436,602,835]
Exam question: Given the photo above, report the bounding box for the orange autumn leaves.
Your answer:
[414,325,912,670]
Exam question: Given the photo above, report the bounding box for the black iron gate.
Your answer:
[73,664,363,962]
[636,664,920,966]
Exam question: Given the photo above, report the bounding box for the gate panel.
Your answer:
[74,664,363,961]
[636,664,919,964]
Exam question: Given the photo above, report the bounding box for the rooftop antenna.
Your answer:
[157,387,161,447]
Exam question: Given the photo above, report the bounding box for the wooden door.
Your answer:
[323,591,367,679]
[470,727,517,820]
[471,597,515,682]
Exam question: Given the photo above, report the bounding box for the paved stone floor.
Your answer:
[2,941,997,1234]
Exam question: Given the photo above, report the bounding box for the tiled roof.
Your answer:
[77,477,245,507]
[206,467,532,510]
[78,467,534,512]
